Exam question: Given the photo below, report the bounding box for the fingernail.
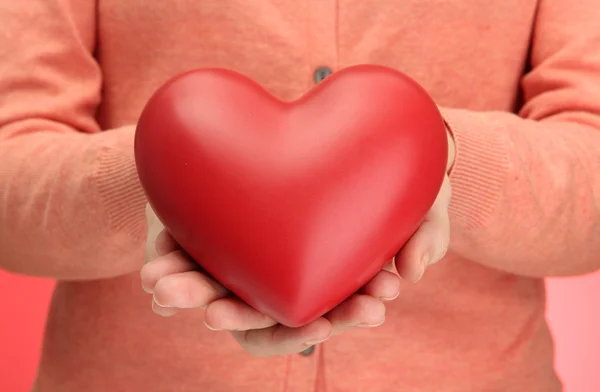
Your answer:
[152,295,174,308]
[152,300,177,317]
[204,320,222,331]
[142,285,154,294]
[411,258,427,283]
[354,318,385,328]
[303,335,331,346]
[378,291,400,301]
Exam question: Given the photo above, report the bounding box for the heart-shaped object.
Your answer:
[135,64,447,327]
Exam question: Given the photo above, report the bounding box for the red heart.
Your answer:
[135,65,447,327]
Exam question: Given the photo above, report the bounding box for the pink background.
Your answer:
[1,270,599,392]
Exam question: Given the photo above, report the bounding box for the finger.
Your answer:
[396,213,450,282]
[360,269,400,300]
[203,297,277,331]
[140,250,197,293]
[155,229,179,256]
[230,318,332,357]
[327,294,386,335]
[152,270,228,309]
[396,177,451,282]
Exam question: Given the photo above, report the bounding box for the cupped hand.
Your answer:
[141,226,400,356]
[141,182,450,356]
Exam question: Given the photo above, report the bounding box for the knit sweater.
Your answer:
[1,0,599,391]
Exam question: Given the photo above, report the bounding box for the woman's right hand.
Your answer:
[140,211,399,357]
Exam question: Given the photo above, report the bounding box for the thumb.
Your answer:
[395,176,451,282]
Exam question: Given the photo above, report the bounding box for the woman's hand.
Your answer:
[140,180,448,356]
[141,222,400,356]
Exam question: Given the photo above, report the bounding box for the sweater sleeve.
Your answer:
[443,0,600,277]
[0,0,147,280]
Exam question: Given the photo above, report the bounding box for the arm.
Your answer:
[0,0,147,279]
[444,0,600,277]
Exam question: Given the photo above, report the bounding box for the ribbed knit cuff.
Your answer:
[441,108,511,230]
[94,126,148,240]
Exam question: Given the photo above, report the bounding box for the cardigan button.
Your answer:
[313,66,333,84]
[299,345,315,356]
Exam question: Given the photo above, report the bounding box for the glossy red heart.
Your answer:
[134,64,447,327]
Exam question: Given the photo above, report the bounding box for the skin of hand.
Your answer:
[140,130,455,357]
